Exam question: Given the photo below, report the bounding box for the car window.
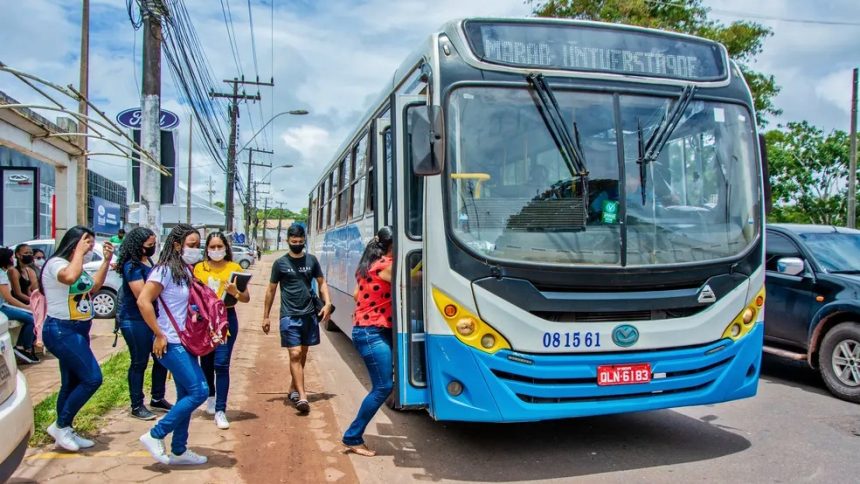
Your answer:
[766,231,802,272]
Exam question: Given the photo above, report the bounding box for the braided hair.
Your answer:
[155,224,199,285]
[355,226,394,280]
[114,227,155,274]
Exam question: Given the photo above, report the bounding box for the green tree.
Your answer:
[213,201,225,209]
[765,121,855,225]
[529,0,781,125]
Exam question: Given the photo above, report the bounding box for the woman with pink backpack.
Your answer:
[135,224,210,466]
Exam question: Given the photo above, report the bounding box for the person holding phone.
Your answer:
[192,232,249,430]
[39,226,114,451]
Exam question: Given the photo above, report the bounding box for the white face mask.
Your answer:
[35,259,45,269]
[181,248,203,265]
[82,251,95,264]
[208,249,226,261]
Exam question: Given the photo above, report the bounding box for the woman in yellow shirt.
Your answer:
[193,232,249,430]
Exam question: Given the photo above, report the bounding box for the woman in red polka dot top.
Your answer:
[342,226,394,457]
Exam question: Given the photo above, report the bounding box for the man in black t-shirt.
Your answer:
[262,224,332,414]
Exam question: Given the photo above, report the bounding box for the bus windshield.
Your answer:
[446,86,760,267]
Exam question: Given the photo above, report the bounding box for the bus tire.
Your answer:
[818,321,860,403]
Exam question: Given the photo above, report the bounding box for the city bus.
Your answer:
[307,17,766,422]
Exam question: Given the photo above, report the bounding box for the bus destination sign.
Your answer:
[464,21,727,82]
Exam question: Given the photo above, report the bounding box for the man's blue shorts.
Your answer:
[279,314,320,348]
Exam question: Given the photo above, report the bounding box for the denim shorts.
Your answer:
[279,314,320,348]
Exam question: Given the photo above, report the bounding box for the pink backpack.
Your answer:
[29,289,47,348]
[159,270,228,356]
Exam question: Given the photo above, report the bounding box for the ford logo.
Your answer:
[116,108,180,130]
[612,324,640,347]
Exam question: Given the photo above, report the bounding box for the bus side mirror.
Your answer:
[410,106,445,176]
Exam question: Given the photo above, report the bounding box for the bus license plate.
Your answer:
[597,363,651,386]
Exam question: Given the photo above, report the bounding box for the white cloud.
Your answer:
[815,68,855,119]
[281,124,332,161]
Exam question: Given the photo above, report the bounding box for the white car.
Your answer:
[17,239,121,319]
[232,246,256,270]
[0,312,34,482]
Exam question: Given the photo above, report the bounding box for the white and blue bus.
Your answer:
[308,18,766,422]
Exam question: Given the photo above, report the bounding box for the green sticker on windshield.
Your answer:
[602,200,619,224]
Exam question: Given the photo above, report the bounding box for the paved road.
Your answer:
[319,327,860,483]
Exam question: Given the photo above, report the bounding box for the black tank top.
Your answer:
[18,269,31,294]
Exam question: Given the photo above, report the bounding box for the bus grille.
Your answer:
[532,306,703,322]
[516,381,713,404]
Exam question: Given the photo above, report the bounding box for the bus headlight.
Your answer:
[722,287,765,341]
[433,287,511,354]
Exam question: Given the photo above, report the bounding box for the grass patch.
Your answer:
[30,349,153,446]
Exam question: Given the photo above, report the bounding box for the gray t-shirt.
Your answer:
[147,266,190,345]
[0,269,9,307]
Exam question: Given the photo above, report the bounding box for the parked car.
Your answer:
[17,239,121,319]
[764,224,860,403]
[232,246,255,270]
[0,312,34,482]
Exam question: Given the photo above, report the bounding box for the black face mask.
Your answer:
[142,246,156,257]
[289,243,305,254]
[21,255,34,265]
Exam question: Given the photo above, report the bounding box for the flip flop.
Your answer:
[343,444,376,457]
[288,391,300,403]
[296,400,310,413]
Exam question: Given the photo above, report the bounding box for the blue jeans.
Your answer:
[199,308,238,412]
[120,318,167,409]
[150,344,209,455]
[342,326,393,446]
[0,304,35,349]
[41,317,103,428]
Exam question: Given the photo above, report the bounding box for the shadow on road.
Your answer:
[323,329,752,482]
[758,353,831,397]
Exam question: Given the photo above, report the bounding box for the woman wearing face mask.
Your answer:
[136,224,209,466]
[33,249,46,272]
[40,226,114,451]
[8,244,40,305]
[193,232,249,430]
[115,227,172,421]
[0,247,39,364]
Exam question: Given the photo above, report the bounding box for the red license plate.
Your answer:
[597,363,652,386]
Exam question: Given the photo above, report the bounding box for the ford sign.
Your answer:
[116,108,180,130]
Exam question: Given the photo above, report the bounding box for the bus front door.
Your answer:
[391,96,429,409]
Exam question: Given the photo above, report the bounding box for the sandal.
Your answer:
[343,444,376,457]
[288,391,300,404]
[296,399,310,413]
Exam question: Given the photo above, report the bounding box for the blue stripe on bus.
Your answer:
[425,324,763,422]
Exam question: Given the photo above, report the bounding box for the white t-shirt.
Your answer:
[42,258,95,321]
[148,266,190,345]
[0,269,10,307]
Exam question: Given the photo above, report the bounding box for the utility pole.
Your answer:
[276,201,285,250]
[849,67,858,228]
[76,0,89,226]
[140,1,164,235]
[210,76,272,232]
[251,181,270,243]
[186,115,192,224]
[244,147,272,236]
[206,175,216,206]
[261,197,269,250]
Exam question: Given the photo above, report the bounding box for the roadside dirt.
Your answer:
[234,274,359,483]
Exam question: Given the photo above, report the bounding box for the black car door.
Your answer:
[764,231,819,347]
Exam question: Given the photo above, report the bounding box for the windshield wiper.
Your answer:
[527,73,589,199]
[636,84,697,204]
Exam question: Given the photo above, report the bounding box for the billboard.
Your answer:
[92,196,122,234]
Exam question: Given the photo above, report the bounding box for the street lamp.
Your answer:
[238,109,308,154]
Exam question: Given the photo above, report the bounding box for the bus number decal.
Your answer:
[542,331,601,349]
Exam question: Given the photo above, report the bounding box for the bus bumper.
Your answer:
[426,323,763,422]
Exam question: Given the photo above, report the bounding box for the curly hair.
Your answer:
[115,227,156,274]
[155,224,199,285]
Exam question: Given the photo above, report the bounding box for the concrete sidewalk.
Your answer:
[10,256,279,483]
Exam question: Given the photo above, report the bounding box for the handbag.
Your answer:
[287,255,335,316]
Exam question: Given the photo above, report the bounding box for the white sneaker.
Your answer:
[71,429,95,449]
[214,411,230,430]
[47,422,80,452]
[169,449,208,465]
[139,431,170,464]
[205,396,216,415]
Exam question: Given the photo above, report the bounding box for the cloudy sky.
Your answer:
[1,0,858,215]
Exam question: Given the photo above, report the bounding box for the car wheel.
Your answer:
[92,289,117,319]
[240,259,250,269]
[818,321,860,403]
